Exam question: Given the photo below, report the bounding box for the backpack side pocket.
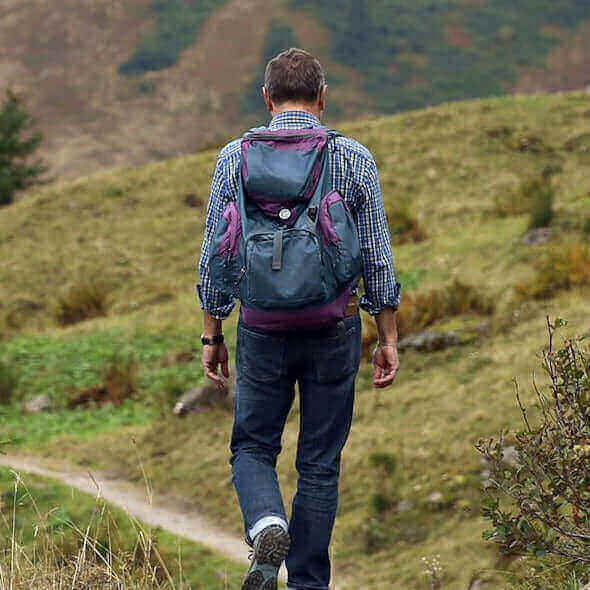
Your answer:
[318,190,363,288]
[209,201,243,296]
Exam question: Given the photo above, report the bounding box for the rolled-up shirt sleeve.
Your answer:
[196,154,237,319]
[355,155,402,315]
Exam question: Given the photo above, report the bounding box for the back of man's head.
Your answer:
[264,48,326,106]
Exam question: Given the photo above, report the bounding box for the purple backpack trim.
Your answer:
[240,287,353,332]
[319,190,344,246]
[217,201,242,258]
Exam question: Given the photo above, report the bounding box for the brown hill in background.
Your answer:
[1,0,589,181]
[0,0,367,180]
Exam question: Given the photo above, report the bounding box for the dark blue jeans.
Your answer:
[230,312,362,590]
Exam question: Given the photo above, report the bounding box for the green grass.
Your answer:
[2,92,590,588]
[0,326,209,446]
[0,467,245,588]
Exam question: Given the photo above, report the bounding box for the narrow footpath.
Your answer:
[0,455,352,588]
[0,455,265,576]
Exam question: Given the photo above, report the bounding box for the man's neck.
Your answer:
[271,102,321,120]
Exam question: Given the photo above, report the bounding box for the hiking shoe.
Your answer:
[242,525,290,590]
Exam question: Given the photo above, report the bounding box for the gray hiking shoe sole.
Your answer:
[242,525,290,590]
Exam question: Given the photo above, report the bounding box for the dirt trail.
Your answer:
[0,455,352,588]
[0,454,288,581]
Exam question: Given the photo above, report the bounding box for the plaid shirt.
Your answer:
[197,110,401,318]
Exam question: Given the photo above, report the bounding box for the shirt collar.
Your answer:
[268,110,322,130]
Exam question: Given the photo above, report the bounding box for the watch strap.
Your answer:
[201,333,224,346]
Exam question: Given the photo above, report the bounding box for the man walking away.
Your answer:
[197,48,401,590]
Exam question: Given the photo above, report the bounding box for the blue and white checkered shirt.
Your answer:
[197,110,401,318]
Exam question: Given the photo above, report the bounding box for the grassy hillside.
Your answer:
[1,0,590,180]
[1,93,590,588]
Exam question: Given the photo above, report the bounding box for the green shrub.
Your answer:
[507,558,589,590]
[582,217,590,237]
[0,90,46,206]
[0,360,17,405]
[55,280,110,326]
[477,319,590,568]
[368,451,397,475]
[526,178,555,229]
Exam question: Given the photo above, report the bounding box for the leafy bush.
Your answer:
[119,0,225,75]
[0,360,17,405]
[477,318,589,567]
[526,178,555,229]
[508,557,589,590]
[0,90,46,206]
[517,243,590,300]
[55,280,110,326]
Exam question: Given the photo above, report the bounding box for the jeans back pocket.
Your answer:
[311,316,361,383]
[237,324,286,383]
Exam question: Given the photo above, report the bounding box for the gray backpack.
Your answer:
[209,127,362,330]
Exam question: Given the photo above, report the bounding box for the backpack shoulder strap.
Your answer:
[242,125,267,138]
[325,128,342,139]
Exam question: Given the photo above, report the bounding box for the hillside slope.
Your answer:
[1,93,590,589]
[1,0,590,181]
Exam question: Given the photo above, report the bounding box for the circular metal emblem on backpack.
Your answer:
[279,208,291,220]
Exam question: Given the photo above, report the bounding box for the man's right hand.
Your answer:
[372,343,399,388]
[203,343,230,389]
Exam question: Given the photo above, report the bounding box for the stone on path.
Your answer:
[173,379,234,416]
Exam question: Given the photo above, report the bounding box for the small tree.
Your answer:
[0,89,46,205]
[477,318,590,566]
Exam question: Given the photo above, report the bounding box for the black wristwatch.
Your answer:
[201,333,224,346]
